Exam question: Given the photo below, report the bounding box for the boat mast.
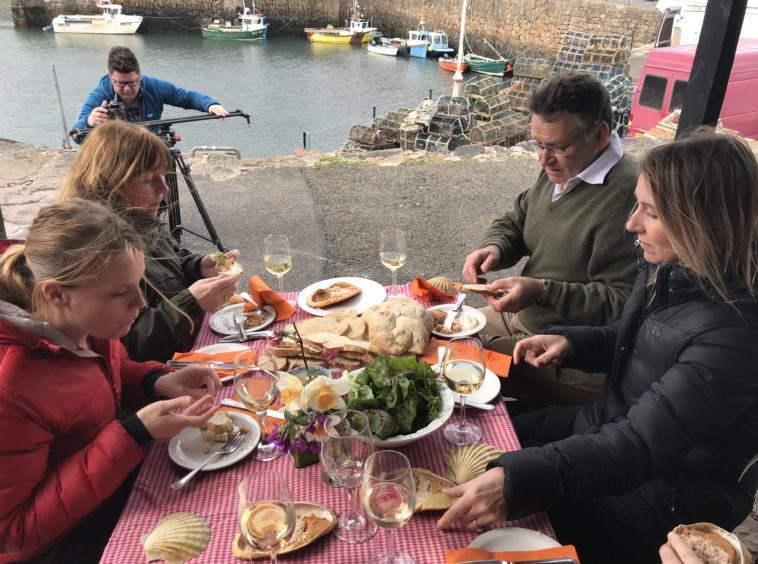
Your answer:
[452,0,468,97]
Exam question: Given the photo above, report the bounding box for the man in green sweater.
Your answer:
[462,72,638,408]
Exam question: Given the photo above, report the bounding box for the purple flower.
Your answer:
[309,442,321,454]
[294,438,309,452]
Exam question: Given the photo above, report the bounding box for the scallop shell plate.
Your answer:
[444,444,503,484]
[141,512,211,563]
[426,276,457,297]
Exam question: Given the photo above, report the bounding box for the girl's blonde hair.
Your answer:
[0,199,144,315]
[640,128,758,302]
[59,120,171,207]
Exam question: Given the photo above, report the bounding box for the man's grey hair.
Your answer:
[528,71,612,133]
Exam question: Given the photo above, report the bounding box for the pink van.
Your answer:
[628,39,758,139]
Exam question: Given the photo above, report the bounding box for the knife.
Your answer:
[221,398,285,420]
[219,330,276,343]
[443,293,467,330]
[459,558,576,564]
[455,399,495,411]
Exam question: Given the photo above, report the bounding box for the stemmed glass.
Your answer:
[320,410,377,544]
[361,450,416,564]
[234,350,282,461]
[263,234,293,299]
[237,470,296,564]
[442,337,485,445]
[379,229,407,294]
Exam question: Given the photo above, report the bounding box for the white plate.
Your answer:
[209,303,275,336]
[168,411,261,471]
[297,276,387,317]
[469,527,561,551]
[195,343,249,384]
[373,383,454,448]
[428,304,487,338]
[433,363,500,404]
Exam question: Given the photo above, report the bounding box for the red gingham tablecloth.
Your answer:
[100,284,554,563]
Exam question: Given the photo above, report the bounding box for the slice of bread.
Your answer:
[675,523,740,564]
[460,283,504,296]
[306,282,362,308]
[413,468,456,512]
[214,252,244,277]
[201,412,234,443]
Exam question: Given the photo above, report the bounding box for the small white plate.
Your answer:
[428,304,487,338]
[195,343,248,384]
[168,411,261,471]
[297,276,387,317]
[469,527,561,551]
[433,363,500,404]
[208,303,275,336]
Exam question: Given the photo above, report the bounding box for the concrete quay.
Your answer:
[0,137,756,558]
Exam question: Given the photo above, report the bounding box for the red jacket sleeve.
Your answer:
[107,338,168,410]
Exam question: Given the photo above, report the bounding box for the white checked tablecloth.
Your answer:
[100,284,554,563]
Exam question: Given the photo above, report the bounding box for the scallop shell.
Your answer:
[426,276,457,297]
[141,512,211,563]
[444,444,502,484]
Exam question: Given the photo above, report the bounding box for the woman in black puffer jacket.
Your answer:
[437,129,758,564]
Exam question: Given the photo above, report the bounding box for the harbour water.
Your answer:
[0,1,455,157]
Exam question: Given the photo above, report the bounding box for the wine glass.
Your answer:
[237,470,296,564]
[263,234,293,299]
[442,337,485,445]
[320,410,377,544]
[361,450,416,564]
[379,229,407,294]
[234,350,282,462]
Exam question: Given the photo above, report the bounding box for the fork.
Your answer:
[232,313,246,341]
[170,432,246,490]
[239,291,265,317]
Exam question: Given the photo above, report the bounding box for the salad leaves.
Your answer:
[347,356,442,438]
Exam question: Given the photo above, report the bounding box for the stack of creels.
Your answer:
[414,132,464,152]
[372,117,402,143]
[348,125,397,150]
[473,91,512,121]
[386,108,412,127]
[468,110,529,147]
[463,76,511,99]
[562,30,592,50]
[513,57,551,80]
[436,95,472,117]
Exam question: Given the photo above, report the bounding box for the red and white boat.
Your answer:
[438,54,469,73]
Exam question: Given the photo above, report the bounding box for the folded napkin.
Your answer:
[446,544,580,563]
[420,337,512,378]
[171,349,253,377]
[246,275,295,321]
[411,277,461,302]
[222,397,281,435]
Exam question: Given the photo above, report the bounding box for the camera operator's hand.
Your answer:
[87,100,109,127]
[188,273,242,311]
[208,104,229,117]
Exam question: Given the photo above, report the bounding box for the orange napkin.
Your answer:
[246,275,295,321]
[411,277,461,301]
[222,399,281,435]
[420,337,512,378]
[446,544,580,563]
[171,349,253,377]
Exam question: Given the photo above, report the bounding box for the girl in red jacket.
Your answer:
[0,199,222,563]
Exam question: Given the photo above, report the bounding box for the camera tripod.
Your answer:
[70,110,251,251]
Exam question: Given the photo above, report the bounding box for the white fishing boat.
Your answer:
[52,0,143,34]
[368,37,399,56]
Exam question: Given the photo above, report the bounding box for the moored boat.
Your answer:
[368,37,399,56]
[407,21,454,58]
[304,1,378,44]
[438,54,469,72]
[202,1,269,41]
[464,53,509,76]
[51,0,142,35]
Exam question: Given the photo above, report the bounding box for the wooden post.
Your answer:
[676,0,747,138]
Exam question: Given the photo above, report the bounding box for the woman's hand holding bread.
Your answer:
[155,365,222,400]
[137,396,218,440]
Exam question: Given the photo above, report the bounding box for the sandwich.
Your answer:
[214,252,244,277]
[460,283,505,297]
[200,411,235,443]
[673,523,751,564]
[412,468,456,512]
[306,282,362,309]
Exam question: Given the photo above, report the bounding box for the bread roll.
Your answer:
[201,412,234,443]
[674,523,750,564]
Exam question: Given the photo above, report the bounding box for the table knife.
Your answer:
[220,398,285,420]
[443,292,467,330]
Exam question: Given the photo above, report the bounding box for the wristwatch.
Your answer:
[534,278,549,306]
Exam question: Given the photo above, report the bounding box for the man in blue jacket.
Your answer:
[73,46,228,138]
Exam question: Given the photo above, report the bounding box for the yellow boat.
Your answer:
[304,1,378,44]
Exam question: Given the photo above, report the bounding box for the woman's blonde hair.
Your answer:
[640,128,758,302]
[0,199,144,315]
[59,120,171,206]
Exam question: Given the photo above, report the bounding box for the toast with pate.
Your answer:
[306,282,362,308]
[213,252,244,277]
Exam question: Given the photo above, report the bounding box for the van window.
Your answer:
[656,8,679,48]
[669,80,688,111]
[639,75,668,110]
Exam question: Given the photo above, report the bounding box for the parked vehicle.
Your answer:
[628,39,758,139]
[655,0,758,47]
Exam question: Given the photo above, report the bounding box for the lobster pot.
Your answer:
[561,30,592,50]
[514,57,551,79]
[414,132,458,152]
[348,125,395,149]
[557,47,584,64]
[582,49,622,66]
[500,110,530,147]
[508,90,531,113]
[469,119,508,145]
[581,64,617,82]
[469,111,528,146]
[428,114,473,137]
[551,60,583,75]
[372,117,402,141]
[342,140,367,151]
[436,96,472,116]
[463,76,509,99]
[386,108,412,126]
[474,92,511,120]
[591,34,627,50]
[399,129,418,151]
[612,108,630,138]
[604,74,631,107]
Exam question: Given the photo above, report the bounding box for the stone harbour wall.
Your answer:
[13,0,660,55]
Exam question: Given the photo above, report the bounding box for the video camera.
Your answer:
[106,100,141,122]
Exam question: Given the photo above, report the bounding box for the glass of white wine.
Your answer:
[320,410,377,544]
[263,234,294,301]
[379,229,407,294]
[442,337,485,445]
[361,450,416,564]
[237,470,296,564]
[234,350,282,462]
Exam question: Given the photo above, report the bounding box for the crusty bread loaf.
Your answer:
[201,412,234,443]
[296,310,366,339]
[412,468,455,512]
[674,523,743,564]
[362,297,433,355]
[306,282,362,308]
